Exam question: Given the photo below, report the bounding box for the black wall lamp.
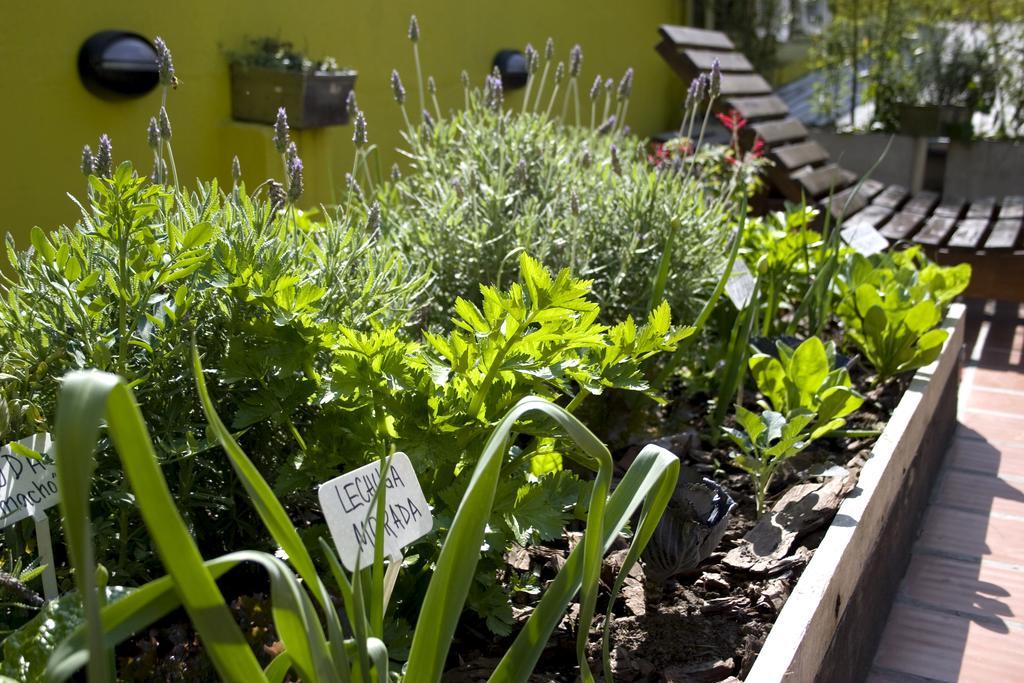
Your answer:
[492,49,528,90]
[78,31,159,99]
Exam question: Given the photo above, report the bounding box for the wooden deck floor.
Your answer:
[869,298,1024,682]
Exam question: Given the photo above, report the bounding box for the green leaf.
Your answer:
[181,222,215,250]
[789,337,829,404]
[51,371,265,682]
[749,354,787,412]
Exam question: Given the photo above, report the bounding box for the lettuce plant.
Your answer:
[836,248,969,381]
[748,336,864,436]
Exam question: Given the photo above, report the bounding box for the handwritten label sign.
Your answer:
[841,222,890,256]
[318,452,433,571]
[0,433,58,528]
[724,258,756,310]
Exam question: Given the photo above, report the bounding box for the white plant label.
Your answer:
[318,452,433,572]
[841,222,889,256]
[725,258,757,310]
[0,433,58,527]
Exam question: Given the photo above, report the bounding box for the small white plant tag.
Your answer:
[0,433,60,599]
[725,258,757,310]
[318,452,433,572]
[0,433,59,526]
[841,222,889,256]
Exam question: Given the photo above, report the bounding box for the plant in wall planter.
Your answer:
[228,37,357,129]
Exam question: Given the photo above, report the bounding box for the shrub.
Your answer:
[0,162,426,580]
[348,47,761,328]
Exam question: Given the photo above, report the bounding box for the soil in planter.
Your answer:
[100,373,907,682]
[446,374,907,682]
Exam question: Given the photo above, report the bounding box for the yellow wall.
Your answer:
[0,0,686,246]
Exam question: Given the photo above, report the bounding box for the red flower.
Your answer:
[751,136,765,158]
[716,110,747,132]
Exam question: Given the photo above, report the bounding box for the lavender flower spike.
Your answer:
[422,109,435,130]
[158,107,172,140]
[428,75,437,96]
[617,67,634,100]
[408,15,420,43]
[81,145,94,177]
[231,155,242,184]
[272,107,289,154]
[287,155,303,203]
[146,118,160,150]
[95,134,113,178]
[525,44,538,75]
[554,62,565,85]
[709,58,721,99]
[569,44,583,78]
[610,144,622,176]
[353,110,368,145]
[153,36,177,88]
[367,201,381,231]
[596,114,616,135]
[589,75,602,100]
[544,37,554,60]
[390,69,406,105]
[695,73,708,101]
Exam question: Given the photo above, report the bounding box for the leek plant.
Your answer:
[44,346,678,683]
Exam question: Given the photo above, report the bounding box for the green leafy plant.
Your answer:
[748,336,864,436]
[722,407,821,516]
[228,36,351,73]
[341,35,757,329]
[288,252,691,632]
[39,343,678,683]
[836,248,968,381]
[0,160,426,583]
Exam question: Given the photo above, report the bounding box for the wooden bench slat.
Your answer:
[999,196,1024,220]
[747,117,809,146]
[965,197,997,220]
[772,140,830,171]
[933,201,965,219]
[825,178,886,219]
[914,216,957,246]
[658,25,734,50]
[682,49,753,72]
[871,185,909,210]
[844,204,893,229]
[947,219,992,249]
[719,74,773,97]
[880,212,926,240]
[795,164,857,199]
[985,219,1023,249]
[902,191,940,215]
[726,95,790,121]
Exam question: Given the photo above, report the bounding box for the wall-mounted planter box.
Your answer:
[746,303,965,683]
[229,64,357,129]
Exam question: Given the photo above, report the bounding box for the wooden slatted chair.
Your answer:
[655,24,1024,301]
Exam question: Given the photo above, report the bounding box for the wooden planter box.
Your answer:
[898,104,974,141]
[229,64,357,129]
[746,302,966,682]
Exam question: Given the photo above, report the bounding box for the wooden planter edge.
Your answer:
[746,302,966,683]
